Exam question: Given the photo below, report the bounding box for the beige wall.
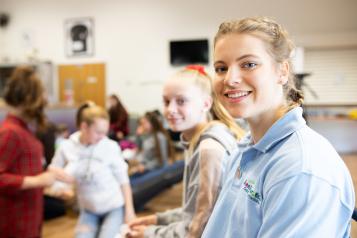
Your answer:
[0,0,356,113]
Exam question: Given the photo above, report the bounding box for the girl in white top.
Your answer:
[49,104,135,238]
[128,65,245,238]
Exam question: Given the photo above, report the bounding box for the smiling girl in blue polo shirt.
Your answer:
[202,16,355,238]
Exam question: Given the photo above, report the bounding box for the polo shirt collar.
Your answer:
[252,107,306,153]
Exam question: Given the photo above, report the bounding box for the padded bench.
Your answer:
[130,160,185,210]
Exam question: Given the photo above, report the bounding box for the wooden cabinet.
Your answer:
[58,63,106,107]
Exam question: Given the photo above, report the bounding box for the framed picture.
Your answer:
[65,17,94,57]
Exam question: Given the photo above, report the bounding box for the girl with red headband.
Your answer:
[127,65,245,238]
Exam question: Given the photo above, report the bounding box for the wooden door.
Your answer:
[58,63,106,107]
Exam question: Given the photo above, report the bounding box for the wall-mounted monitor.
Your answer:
[170,39,209,66]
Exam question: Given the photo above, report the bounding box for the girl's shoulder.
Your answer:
[201,122,235,140]
[156,131,167,140]
[200,122,238,154]
[99,136,122,151]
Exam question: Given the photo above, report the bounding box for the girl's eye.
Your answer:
[242,62,257,69]
[163,99,170,107]
[214,66,228,74]
[176,98,186,106]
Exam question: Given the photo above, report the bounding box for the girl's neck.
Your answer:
[79,133,91,146]
[182,122,207,141]
[8,107,30,123]
[247,106,286,144]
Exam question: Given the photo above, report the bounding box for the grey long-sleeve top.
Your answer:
[137,132,169,170]
[144,123,238,238]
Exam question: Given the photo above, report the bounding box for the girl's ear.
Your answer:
[203,95,213,112]
[278,61,289,85]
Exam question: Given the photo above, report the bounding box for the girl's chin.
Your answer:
[230,109,250,120]
[225,107,244,118]
[169,125,182,132]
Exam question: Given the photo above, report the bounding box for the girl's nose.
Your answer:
[167,101,177,113]
[225,66,242,87]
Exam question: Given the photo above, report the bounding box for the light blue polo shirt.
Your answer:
[202,107,355,238]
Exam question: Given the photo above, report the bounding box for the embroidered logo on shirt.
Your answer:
[243,179,261,204]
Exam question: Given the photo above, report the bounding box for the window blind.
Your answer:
[303,48,357,105]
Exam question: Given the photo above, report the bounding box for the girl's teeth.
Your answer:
[227,92,248,98]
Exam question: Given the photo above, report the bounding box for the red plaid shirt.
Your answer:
[0,114,44,238]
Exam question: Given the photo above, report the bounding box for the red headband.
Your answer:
[185,65,207,76]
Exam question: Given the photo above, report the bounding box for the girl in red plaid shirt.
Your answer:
[0,66,72,238]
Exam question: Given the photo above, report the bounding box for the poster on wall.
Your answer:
[65,17,94,57]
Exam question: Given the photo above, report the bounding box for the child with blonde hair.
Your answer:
[128,65,245,238]
[49,103,135,238]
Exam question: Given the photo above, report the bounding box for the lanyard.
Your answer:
[81,144,96,182]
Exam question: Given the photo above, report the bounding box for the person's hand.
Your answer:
[124,209,136,224]
[56,188,75,200]
[117,131,125,140]
[48,187,73,199]
[36,171,56,187]
[126,225,146,238]
[48,167,75,184]
[128,215,157,229]
[137,164,146,173]
[44,180,75,200]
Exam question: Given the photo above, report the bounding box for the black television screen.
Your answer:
[170,39,209,66]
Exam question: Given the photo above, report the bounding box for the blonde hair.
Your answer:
[171,67,245,155]
[79,104,109,126]
[214,16,304,110]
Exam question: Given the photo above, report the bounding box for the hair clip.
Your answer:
[185,65,207,76]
